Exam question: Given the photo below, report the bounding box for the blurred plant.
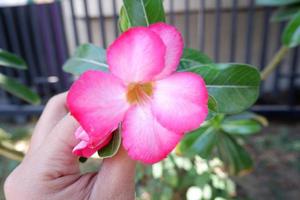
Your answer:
[256,0,300,79]
[135,155,237,200]
[0,49,40,104]
[0,49,40,161]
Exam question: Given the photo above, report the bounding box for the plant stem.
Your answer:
[261,46,289,80]
[0,142,24,161]
[169,154,180,172]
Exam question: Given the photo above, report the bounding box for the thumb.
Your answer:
[90,146,136,200]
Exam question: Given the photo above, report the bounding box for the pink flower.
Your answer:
[67,23,208,164]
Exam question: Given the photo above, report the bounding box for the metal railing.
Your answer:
[0,0,299,117]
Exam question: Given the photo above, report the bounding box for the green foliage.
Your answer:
[119,7,131,33]
[63,44,108,75]
[0,49,27,70]
[282,11,300,48]
[221,119,262,135]
[208,95,218,113]
[177,112,264,176]
[179,48,214,70]
[0,50,40,104]
[256,0,300,6]
[0,73,40,105]
[119,0,165,32]
[136,156,237,199]
[97,128,121,158]
[179,50,261,114]
[184,63,261,114]
[271,4,300,22]
[176,126,218,159]
[217,133,253,176]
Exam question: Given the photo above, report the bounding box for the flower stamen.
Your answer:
[126,82,153,104]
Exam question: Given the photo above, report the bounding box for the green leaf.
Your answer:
[119,6,131,33]
[256,0,300,6]
[119,0,165,32]
[226,112,268,126]
[97,128,121,158]
[271,4,300,22]
[187,63,261,114]
[221,119,262,135]
[178,48,214,70]
[0,49,27,70]
[217,133,253,176]
[63,44,108,75]
[0,73,40,105]
[282,11,300,48]
[176,126,217,159]
[208,95,218,112]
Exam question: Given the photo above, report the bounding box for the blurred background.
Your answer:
[0,0,299,199]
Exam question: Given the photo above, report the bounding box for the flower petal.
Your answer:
[73,127,113,158]
[67,70,130,145]
[107,27,166,83]
[149,22,184,79]
[122,104,183,164]
[151,72,208,133]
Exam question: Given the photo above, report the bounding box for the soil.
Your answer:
[235,121,300,200]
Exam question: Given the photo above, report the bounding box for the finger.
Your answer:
[36,114,80,175]
[29,92,68,153]
[90,146,136,200]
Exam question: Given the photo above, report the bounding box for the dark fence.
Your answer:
[0,0,299,117]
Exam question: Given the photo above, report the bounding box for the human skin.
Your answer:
[4,93,136,200]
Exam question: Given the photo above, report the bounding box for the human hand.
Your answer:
[4,93,136,200]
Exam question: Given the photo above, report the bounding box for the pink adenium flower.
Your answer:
[67,22,208,164]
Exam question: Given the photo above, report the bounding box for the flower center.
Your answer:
[126,82,153,104]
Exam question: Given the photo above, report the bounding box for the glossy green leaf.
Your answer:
[256,0,300,6]
[0,49,27,70]
[97,128,121,158]
[178,48,214,70]
[0,73,40,105]
[226,112,268,126]
[176,126,217,159]
[217,133,253,176]
[119,0,165,32]
[119,6,131,33]
[282,11,300,48]
[187,63,261,114]
[221,119,262,135]
[63,44,108,75]
[271,4,300,22]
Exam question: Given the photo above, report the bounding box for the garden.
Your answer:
[0,0,299,199]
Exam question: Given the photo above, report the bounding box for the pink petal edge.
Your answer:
[107,27,166,83]
[122,104,183,164]
[72,127,113,158]
[149,22,184,79]
[67,70,129,146]
[151,72,208,133]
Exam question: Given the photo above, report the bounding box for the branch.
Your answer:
[261,46,289,80]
